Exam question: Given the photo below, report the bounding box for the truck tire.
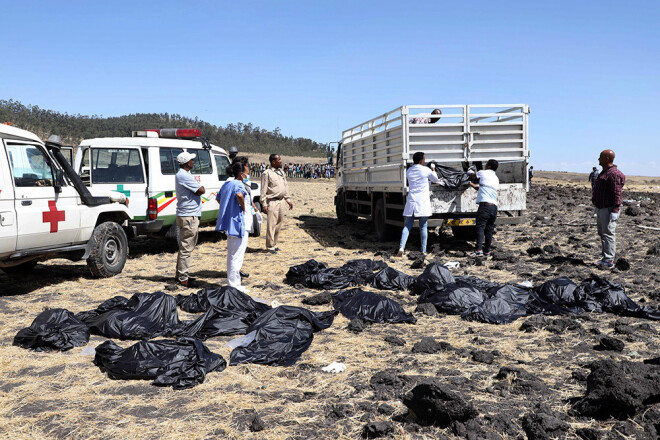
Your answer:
[336,191,357,224]
[86,222,129,278]
[250,211,262,237]
[0,260,38,275]
[451,225,477,241]
[374,198,396,242]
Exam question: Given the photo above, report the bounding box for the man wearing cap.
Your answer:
[175,151,205,287]
[260,153,293,252]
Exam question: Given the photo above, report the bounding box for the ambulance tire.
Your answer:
[87,222,129,278]
[0,260,38,275]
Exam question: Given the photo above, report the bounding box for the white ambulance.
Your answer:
[74,129,261,238]
[0,124,133,277]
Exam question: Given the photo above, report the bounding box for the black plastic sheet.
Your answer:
[178,286,271,339]
[13,308,90,351]
[286,259,328,285]
[462,285,531,324]
[289,259,388,290]
[229,306,336,366]
[94,337,226,389]
[432,164,472,190]
[371,267,417,291]
[412,263,455,296]
[77,292,181,340]
[332,288,416,324]
[418,280,485,315]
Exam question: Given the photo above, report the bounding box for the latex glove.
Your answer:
[593,207,598,217]
[610,212,619,221]
[467,165,477,175]
[322,362,346,373]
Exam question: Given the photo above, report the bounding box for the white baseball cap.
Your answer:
[177,151,197,164]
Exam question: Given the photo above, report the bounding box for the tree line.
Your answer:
[0,99,331,157]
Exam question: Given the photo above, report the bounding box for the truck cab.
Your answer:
[0,124,132,277]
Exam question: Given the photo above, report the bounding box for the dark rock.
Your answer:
[572,370,589,382]
[613,321,636,335]
[412,337,453,354]
[410,257,426,269]
[384,336,406,347]
[370,370,407,400]
[543,244,561,254]
[471,350,495,365]
[647,240,660,256]
[494,366,549,395]
[491,250,517,263]
[164,284,179,291]
[302,292,333,306]
[348,318,368,333]
[415,303,439,317]
[614,258,630,271]
[454,251,466,258]
[624,206,641,216]
[608,420,657,440]
[571,359,660,419]
[576,427,602,440]
[377,403,395,415]
[249,414,265,432]
[362,421,394,439]
[521,412,570,440]
[402,383,478,427]
[329,404,352,419]
[520,316,583,334]
[527,246,544,256]
[596,336,624,352]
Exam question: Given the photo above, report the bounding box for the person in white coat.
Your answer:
[397,152,440,257]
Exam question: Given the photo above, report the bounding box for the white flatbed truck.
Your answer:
[334,104,530,240]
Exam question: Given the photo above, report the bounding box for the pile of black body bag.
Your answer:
[287,259,660,325]
[15,258,659,389]
[13,287,336,389]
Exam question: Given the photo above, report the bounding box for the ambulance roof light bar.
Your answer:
[131,128,202,139]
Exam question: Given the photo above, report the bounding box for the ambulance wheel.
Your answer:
[0,260,38,275]
[87,222,129,278]
[374,198,395,242]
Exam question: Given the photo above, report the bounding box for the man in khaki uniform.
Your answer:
[260,154,293,252]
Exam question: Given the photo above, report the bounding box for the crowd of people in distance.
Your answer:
[250,162,335,179]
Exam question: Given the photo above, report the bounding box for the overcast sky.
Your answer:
[2,0,658,176]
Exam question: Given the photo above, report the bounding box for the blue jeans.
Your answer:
[399,216,428,253]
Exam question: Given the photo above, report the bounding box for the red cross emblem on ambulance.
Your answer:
[42,200,66,233]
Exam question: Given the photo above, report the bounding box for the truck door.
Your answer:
[0,141,17,255]
[7,141,81,250]
[84,147,147,220]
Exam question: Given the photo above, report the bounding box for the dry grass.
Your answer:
[0,177,658,439]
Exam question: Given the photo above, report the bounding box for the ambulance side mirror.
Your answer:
[54,168,64,193]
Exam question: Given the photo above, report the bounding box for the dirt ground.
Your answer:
[1,172,659,439]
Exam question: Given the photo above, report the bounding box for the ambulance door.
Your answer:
[0,141,17,255]
[8,142,81,250]
[87,147,147,219]
[189,148,219,223]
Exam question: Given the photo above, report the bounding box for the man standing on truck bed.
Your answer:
[592,149,625,269]
[175,151,206,287]
[261,154,293,252]
[397,152,440,257]
[469,159,500,259]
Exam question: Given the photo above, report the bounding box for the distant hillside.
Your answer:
[0,99,329,157]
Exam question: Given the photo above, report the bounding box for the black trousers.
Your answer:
[476,204,497,253]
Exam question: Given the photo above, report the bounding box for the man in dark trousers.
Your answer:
[592,149,625,269]
[469,159,499,258]
[588,166,599,188]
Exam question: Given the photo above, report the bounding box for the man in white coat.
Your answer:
[397,152,440,257]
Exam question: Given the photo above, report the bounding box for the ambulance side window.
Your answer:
[159,148,184,175]
[191,149,212,174]
[214,155,230,181]
[8,144,54,187]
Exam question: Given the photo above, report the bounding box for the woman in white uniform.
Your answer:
[397,152,440,257]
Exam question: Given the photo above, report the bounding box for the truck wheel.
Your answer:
[374,198,395,242]
[451,226,477,241]
[1,260,38,275]
[86,222,129,278]
[250,213,262,237]
[336,192,357,223]
[165,223,180,241]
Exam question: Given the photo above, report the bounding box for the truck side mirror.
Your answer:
[54,168,64,193]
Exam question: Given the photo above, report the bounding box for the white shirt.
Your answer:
[403,164,440,217]
[475,169,499,205]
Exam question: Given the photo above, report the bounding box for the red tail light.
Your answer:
[148,197,158,220]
